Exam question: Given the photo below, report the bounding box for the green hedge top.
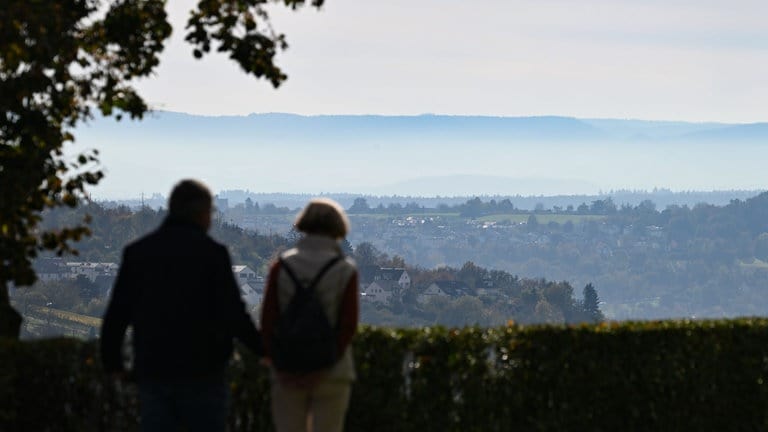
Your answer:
[3,319,768,431]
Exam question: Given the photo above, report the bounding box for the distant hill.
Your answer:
[74,111,768,198]
[82,111,608,144]
[677,123,768,143]
[582,118,727,140]
[87,111,768,143]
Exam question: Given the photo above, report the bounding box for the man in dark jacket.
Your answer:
[101,179,262,432]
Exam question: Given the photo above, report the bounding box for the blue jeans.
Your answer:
[139,374,229,432]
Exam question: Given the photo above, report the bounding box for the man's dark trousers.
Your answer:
[139,374,229,432]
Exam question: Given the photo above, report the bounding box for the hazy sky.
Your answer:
[77,0,768,199]
[135,0,768,123]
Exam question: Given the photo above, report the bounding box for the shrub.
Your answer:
[2,320,768,431]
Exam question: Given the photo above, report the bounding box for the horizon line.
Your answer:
[143,109,762,126]
[91,188,767,202]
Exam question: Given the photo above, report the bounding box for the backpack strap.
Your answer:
[279,255,344,293]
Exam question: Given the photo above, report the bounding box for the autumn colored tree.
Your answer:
[0,0,324,338]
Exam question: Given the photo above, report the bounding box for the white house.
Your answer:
[378,268,411,290]
[232,265,259,283]
[358,266,411,306]
[362,280,400,305]
[359,266,411,290]
[34,258,69,282]
[232,265,263,305]
[65,262,118,282]
[240,282,263,305]
[67,262,100,281]
[418,281,469,304]
[418,283,448,304]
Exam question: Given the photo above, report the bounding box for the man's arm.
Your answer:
[215,245,263,355]
[100,249,135,374]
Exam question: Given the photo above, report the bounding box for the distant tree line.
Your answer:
[218,189,764,213]
[346,196,650,217]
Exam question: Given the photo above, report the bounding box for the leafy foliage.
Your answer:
[0,0,324,337]
[4,320,768,430]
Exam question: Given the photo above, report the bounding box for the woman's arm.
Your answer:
[336,271,359,356]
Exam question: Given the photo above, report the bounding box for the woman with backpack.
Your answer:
[260,198,359,432]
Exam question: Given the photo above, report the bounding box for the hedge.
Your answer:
[3,319,768,431]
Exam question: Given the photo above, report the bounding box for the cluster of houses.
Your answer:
[233,264,487,308]
[232,265,264,305]
[357,266,499,306]
[358,266,411,304]
[34,258,267,304]
[33,259,485,308]
[35,258,119,284]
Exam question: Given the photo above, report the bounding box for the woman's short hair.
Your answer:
[168,179,212,222]
[295,198,350,238]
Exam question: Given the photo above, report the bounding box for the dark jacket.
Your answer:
[100,217,262,381]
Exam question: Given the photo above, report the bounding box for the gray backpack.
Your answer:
[272,255,343,373]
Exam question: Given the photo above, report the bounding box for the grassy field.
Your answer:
[27,305,102,327]
[17,305,102,338]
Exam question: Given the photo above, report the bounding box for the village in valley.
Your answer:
[27,256,492,312]
[14,187,768,335]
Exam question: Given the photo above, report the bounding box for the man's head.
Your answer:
[168,179,213,230]
[295,198,350,239]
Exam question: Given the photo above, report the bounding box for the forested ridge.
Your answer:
[14,203,605,334]
[347,191,768,320]
[28,190,768,328]
[40,204,292,269]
